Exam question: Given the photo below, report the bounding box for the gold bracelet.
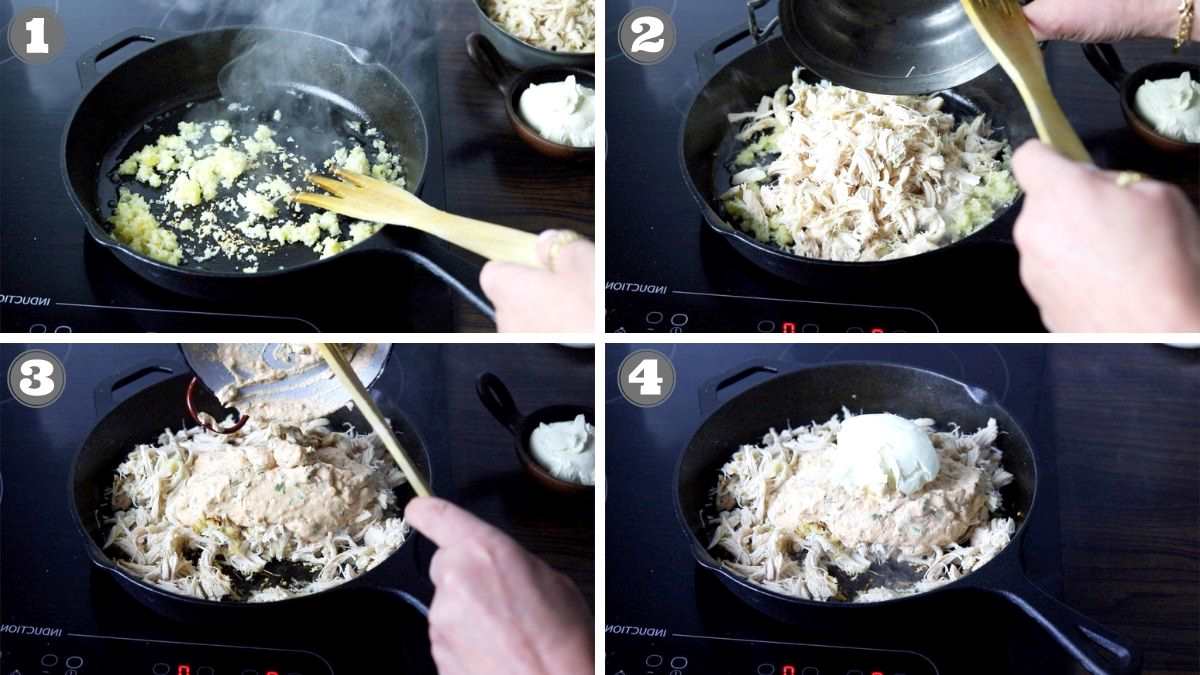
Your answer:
[1177,0,1195,52]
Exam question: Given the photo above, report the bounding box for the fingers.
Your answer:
[1022,0,1063,41]
[405,496,506,549]
[1011,139,1097,193]
[535,229,593,271]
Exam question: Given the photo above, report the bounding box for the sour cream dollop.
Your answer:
[1134,71,1200,143]
[831,413,940,496]
[529,414,595,485]
[518,76,595,148]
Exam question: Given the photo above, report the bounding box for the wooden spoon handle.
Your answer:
[407,210,543,268]
[318,344,431,498]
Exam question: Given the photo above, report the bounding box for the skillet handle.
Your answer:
[396,238,496,324]
[696,24,753,81]
[476,372,523,434]
[999,574,1142,675]
[93,359,184,417]
[698,359,782,416]
[1081,44,1127,92]
[77,27,172,90]
[466,32,519,94]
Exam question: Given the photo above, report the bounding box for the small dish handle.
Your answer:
[476,372,523,435]
[467,32,519,95]
[1081,44,1127,92]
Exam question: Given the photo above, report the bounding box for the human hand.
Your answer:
[1022,0,1186,43]
[480,230,594,332]
[405,497,594,675]
[1011,140,1200,332]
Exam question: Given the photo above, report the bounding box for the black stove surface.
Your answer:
[0,344,464,673]
[604,344,1073,674]
[603,0,1049,333]
[0,0,456,332]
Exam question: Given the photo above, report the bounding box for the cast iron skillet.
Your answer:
[680,26,1035,286]
[476,372,594,495]
[1082,43,1200,155]
[674,361,1140,675]
[61,27,491,316]
[69,361,447,624]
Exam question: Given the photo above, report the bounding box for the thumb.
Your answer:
[1011,139,1095,195]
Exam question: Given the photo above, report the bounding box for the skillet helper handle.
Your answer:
[1081,44,1127,92]
[77,27,171,90]
[698,359,782,415]
[466,32,519,93]
[93,359,182,417]
[476,372,523,435]
[1001,574,1142,675]
[319,344,432,498]
[696,24,753,81]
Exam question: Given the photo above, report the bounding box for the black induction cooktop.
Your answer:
[0,343,582,673]
[0,0,458,332]
[604,344,1078,674]
[604,0,1061,333]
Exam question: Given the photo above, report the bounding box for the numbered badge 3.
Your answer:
[8,349,66,408]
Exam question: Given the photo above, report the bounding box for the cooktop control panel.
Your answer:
[605,634,939,675]
[606,291,940,333]
[0,632,333,675]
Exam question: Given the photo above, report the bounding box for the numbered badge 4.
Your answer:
[618,349,677,407]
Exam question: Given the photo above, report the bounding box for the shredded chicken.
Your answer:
[104,417,408,602]
[482,0,595,53]
[721,69,1019,262]
[707,410,1015,603]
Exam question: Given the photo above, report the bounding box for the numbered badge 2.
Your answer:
[8,349,66,408]
[618,7,677,65]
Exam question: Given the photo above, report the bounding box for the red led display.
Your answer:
[871,327,886,333]
[782,666,796,675]
[267,671,280,675]
[872,672,885,675]
[781,322,797,333]
[177,666,190,675]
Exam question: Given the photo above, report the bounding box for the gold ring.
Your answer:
[547,230,582,272]
[1115,171,1146,188]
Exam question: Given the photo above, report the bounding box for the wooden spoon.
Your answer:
[294,169,542,268]
[318,343,431,497]
[960,0,1093,163]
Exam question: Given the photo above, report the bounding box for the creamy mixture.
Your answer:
[529,414,595,485]
[708,410,1014,602]
[722,69,1018,262]
[204,343,374,424]
[519,76,596,148]
[482,0,595,53]
[1134,71,1200,143]
[108,102,404,268]
[105,417,408,602]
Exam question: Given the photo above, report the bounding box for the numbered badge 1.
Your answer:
[618,7,677,66]
[6,8,66,64]
[617,349,677,408]
[7,349,66,408]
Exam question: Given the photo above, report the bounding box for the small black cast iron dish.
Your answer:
[1083,43,1200,155]
[466,33,595,161]
[476,372,594,495]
